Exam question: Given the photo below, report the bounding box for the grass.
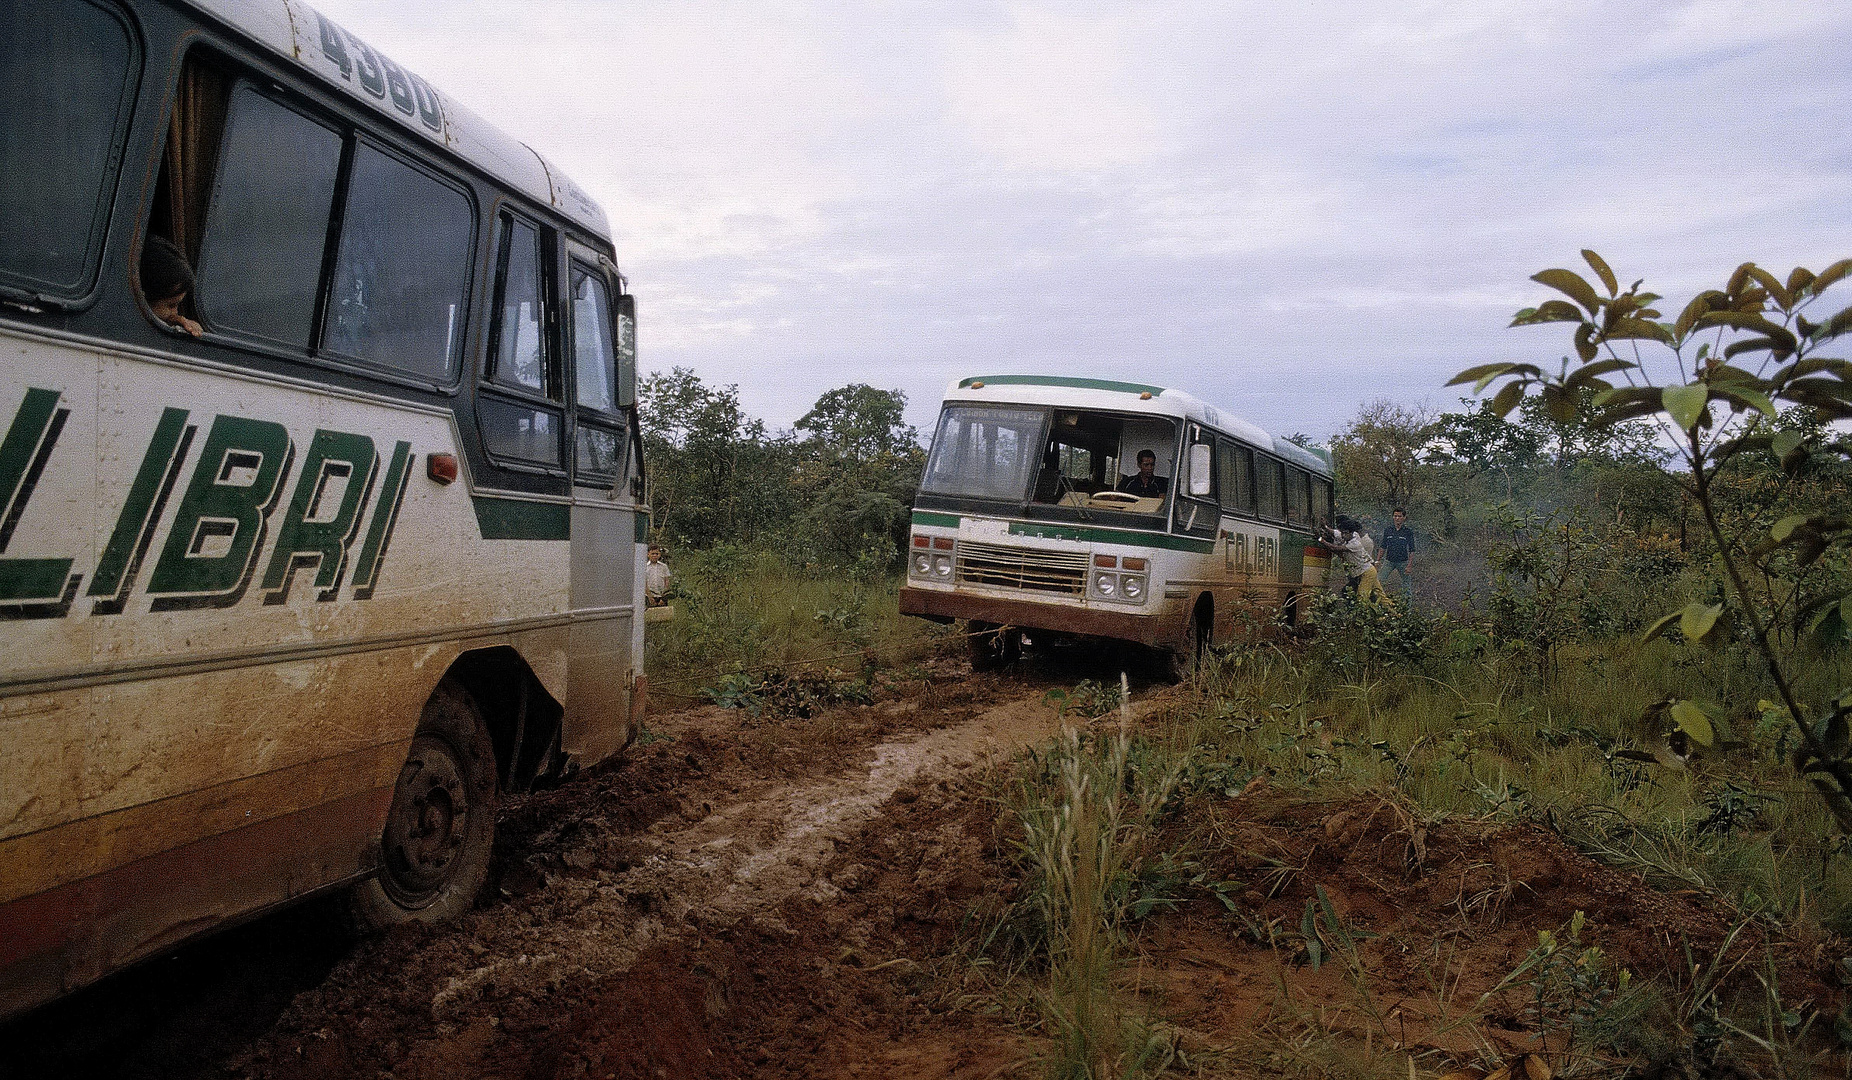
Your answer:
[954,616,1852,1077]
[644,546,944,708]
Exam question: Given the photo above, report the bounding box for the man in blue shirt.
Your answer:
[1380,508,1415,594]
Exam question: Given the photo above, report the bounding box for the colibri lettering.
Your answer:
[0,388,412,620]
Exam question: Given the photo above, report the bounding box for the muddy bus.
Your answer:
[899,376,1333,673]
[0,0,648,1017]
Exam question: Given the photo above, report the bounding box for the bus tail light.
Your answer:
[913,534,930,547]
[1122,557,1147,571]
[427,452,458,484]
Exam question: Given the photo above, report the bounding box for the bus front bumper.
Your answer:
[898,586,1172,647]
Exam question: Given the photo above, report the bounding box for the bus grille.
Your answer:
[956,542,1089,595]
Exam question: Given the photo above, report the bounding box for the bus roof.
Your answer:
[944,374,1332,476]
[182,0,611,241]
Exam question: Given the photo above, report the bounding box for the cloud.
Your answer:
[301,0,1852,439]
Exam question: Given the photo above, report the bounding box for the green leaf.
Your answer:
[1810,302,1852,343]
[1446,362,1514,388]
[1582,250,1618,295]
[1723,336,1781,359]
[1714,386,1776,417]
[1674,291,1726,343]
[1642,610,1682,643]
[1534,268,1603,315]
[1574,323,1599,362]
[1510,300,1585,327]
[1809,258,1852,297]
[1669,700,1716,748]
[1604,317,1675,345]
[1489,380,1525,418]
[1771,514,1809,541]
[1747,265,1793,309]
[1541,384,1577,422]
[1680,602,1724,642]
[1787,266,1816,295]
[1663,383,1709,430]
[1566,358,1636,388]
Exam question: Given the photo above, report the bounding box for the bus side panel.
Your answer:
[0,332,578,1015]
[564,501,638,764]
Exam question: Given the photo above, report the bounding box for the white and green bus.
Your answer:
[0,0,647,1016]
[900,376,1334,671]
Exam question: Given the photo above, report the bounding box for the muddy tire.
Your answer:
[1168,604,1210,681]
[966,621,1021,672]
[345,680,498,932]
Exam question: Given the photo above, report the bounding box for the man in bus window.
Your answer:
[1117,449,1168,497]
[141,235,203,337]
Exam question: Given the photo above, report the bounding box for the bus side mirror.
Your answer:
[616,293,637,409]
[1187,443,1212,497]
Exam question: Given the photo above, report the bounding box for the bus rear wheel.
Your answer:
[346,680,498,932]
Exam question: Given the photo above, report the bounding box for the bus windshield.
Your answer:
[921,406,1046,500]
[921,404,1179,519]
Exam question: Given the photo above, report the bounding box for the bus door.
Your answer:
[561,240,639,762]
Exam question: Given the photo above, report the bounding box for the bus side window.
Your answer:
[487,215,552,396]
[1256,456,1285,520]
[1284,466,1310,525]
[1,0,140,303]
[321,143,474,380]
[478,212,564,468]
[1311,476,1334,529]
[1216,439,1254,514]
[194,85,342,348]
[569,261,625,483]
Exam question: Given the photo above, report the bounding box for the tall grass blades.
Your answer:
[1008,727,1181,1079]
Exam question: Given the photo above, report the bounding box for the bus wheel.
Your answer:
[968,621,1022,671]
[1169,604,1210,681]
[347,680,498,931]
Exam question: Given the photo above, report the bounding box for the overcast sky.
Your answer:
[311,0,1852,441]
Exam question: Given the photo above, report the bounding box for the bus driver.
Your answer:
[1117,449,1168,498]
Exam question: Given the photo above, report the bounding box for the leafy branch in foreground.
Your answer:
[1452,250,1852,828]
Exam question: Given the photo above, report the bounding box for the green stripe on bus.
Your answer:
[910,511,960,527]
[0,558,76,602]
[472,496,570,540]
[635,510,650,542]
[957,375,1167,396]
[1006,521,1215,553]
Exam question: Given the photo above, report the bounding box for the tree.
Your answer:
[795,384,919,466]
[791,384,924,570]
[1330,400,1434,513]
[1457,250,1852,827]
[638,367,794,546]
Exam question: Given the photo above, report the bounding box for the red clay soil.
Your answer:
[11,658,1846,1079]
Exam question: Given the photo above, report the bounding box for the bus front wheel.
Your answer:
[967,621,1022,671]
[347,680,499,931]
[1169,604,1210,681]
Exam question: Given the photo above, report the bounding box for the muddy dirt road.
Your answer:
[4,656,1124,1080]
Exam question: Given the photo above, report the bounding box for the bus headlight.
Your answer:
[912,552,932,578]
[932,555,954,578]
[1094,572,1116,597]
[1120,574,1145,601]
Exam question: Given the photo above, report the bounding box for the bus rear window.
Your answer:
[0,0,139,299]
[322,144,473,380]
[195,87,341,348]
